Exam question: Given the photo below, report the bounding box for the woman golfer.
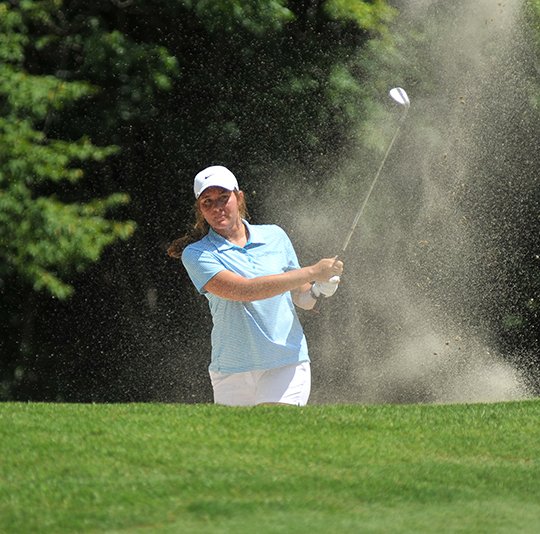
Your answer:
[169,165,343,406]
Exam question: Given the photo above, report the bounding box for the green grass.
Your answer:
[1,401,539,533]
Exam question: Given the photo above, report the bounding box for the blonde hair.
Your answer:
[167,190,248,258]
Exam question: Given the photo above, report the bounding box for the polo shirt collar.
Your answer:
[243,220,265,246]
[207,219,266,251]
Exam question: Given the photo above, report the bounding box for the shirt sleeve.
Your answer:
[181,245,226,294]
[279,227,301,271]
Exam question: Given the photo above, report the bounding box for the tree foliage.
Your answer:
[0,1,135,298]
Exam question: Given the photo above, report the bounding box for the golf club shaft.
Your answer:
[340,109,409,255]
[312,105,409,314]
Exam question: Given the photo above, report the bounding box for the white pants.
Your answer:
[209,361,311,407]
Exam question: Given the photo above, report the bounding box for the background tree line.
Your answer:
[1,0,538,402]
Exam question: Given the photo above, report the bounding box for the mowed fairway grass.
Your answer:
[1,401,539,533]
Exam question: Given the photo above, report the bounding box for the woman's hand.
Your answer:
[309,257,343,283]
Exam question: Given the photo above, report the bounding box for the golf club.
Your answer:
[339,87,410,255]
[313,87,410,311]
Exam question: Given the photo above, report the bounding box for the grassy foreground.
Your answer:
[1,401,539,533]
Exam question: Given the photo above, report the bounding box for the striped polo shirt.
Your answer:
[181,220,309,373]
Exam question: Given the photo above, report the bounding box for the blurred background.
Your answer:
[1,0,538,403]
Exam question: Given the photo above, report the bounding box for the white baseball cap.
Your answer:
[193,165,239,199]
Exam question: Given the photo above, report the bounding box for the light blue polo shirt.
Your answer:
[181,221,309,373]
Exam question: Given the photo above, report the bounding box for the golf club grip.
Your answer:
[312,294,323,313]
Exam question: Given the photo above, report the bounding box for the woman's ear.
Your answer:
[235,190,245,208]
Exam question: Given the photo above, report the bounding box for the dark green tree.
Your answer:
[0,1,161,399]
[0,2,135,298]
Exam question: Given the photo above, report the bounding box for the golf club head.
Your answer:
[389,87,410,107]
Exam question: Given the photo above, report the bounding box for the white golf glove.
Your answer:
[311,275,340,299]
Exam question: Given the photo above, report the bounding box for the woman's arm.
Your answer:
[203,257,342,302]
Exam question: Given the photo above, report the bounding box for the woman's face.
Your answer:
[198,187,243,234]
